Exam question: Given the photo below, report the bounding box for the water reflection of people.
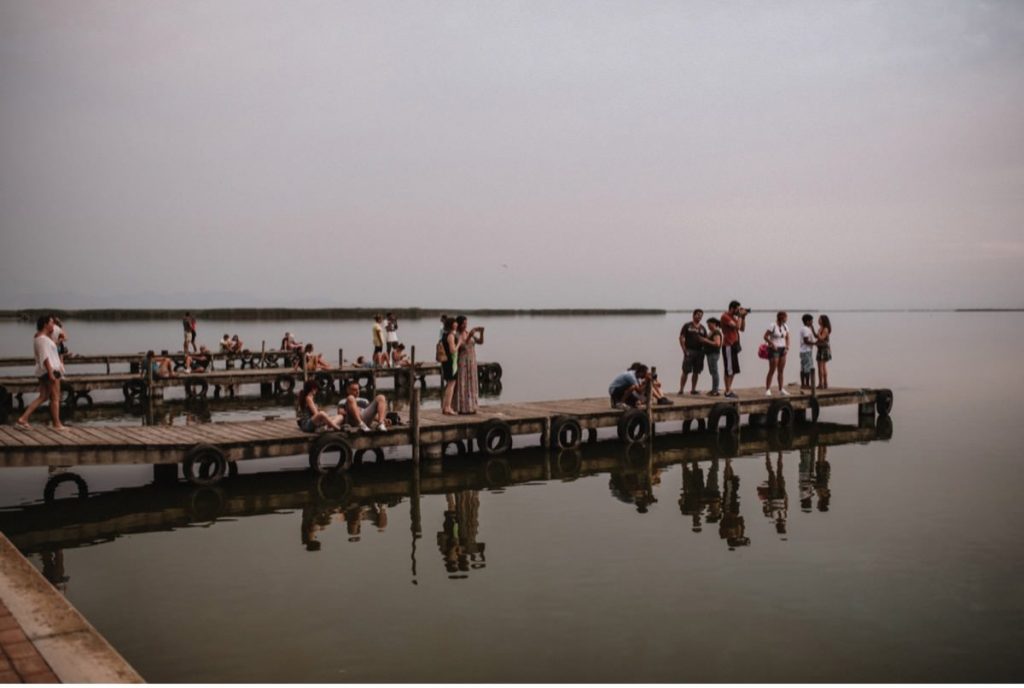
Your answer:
[679,463,705,532]
[815,445,831,512]
[301,501,392,550]
[40,549,69,594]
[757,452,788,536]
[719,459,750,549]
[799,448,815,512]
[702,459,722,526]
[610,466,661,513]
[436,491,486,577]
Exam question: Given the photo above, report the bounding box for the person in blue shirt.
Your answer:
[608,362,649,408]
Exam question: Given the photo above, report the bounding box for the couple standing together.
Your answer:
[679,300,751,398]
[438,315,485,415]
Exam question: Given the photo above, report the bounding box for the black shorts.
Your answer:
[722,345,741,376]
[373,345,383,354]
[682,349,705,374]
[442,360,456,381]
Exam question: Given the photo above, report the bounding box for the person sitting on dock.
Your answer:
[391,343,412,367]
[147,351,177,379]
[184,345,212,373]
[296,380,343,433]
[341,379,391,433]
[220,333,233,353]
[608,362,649,408]
[281,331,304,353]
[303,343,332,372]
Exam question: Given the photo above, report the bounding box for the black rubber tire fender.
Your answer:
[183,444,228,486]
[682,418,708,434]
[315,471,353,502]
[483,458,512,487]
[308,433,353,473]
[43,473,89,503]
[489,363,503,382]
[554,449,582,479]
[275,375,296,397]
[314,372,335,395]
[806,396,820,423]
[550,416,583,451]
[875,388,894,416]
[707,403,740,433]
[876,415,894,440]
[74,391,94,408]
[767,399,795,428]
[354,447,385,464]
[122,379,145,401]
[617,408,650,443]
[442,440,468,457]
[477,419,512,456]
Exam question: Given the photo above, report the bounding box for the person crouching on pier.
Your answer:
[296,380,343,433]
[341,379,391,433]
[608,362,649,409]
[16,315,66,430]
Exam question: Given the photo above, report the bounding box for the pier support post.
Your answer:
[411,388,421,465]
[423,443,443,460]
[646,366,656,437]
[338,348,344,368]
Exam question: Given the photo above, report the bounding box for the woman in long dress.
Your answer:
[454,316,485,414]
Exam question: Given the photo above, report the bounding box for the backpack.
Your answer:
[435,337,447,363]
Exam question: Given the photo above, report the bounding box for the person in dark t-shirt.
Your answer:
[679,309,712,395]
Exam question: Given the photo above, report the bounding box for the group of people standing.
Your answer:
[677,301,834,398]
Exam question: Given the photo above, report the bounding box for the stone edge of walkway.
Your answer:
[0,532,143,683]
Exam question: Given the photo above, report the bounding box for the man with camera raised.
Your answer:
[719,300,748,399]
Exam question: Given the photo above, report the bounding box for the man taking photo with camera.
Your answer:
[720,300,748,399]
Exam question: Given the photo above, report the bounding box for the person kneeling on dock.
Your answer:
[296,380,343,433]
[341,379,391,433]
[609,363,649,408]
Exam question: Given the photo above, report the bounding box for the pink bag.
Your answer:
[758,343,771,360]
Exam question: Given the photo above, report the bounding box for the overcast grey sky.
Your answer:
[1,0,1022,310]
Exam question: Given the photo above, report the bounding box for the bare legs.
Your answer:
[16,377,65,429]
[765,354,786,392]
[818,360,829,389]
[443,379,457,415]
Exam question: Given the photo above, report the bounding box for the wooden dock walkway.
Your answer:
[0,385,893,485]
[0,420,885,556]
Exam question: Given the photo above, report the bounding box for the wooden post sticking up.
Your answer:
[646,366,656,438]
[408,346,417,410]
[338,348,344,368]
[411,387,421,465]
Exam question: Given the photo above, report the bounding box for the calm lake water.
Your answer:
[1,312,1022,682]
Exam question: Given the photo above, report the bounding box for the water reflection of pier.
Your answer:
[0,421,888,586]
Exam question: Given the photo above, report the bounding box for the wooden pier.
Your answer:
[0,420,886,557]
[0,358,503,418]
[0,385,893,486]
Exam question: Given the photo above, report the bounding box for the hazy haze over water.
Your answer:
[1,1,1023,309]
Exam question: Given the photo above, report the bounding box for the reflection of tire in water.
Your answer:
[183,444,228,486]
[43,473,89,503]
[624,441,649,466]
[316,472,353,502]
[876,415,894,440]
[483,458,511,488]
[709,431,739,458]
[768,427,794,451]
[804,396,820,423]
[308,433,353,473]
[554,449,582,479]
[188,487,224,522]
[354,447,385,464]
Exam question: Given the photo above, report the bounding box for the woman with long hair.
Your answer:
[763,311,790,396]
[454,316,485,414]
[295,379,342,433]
[816,315,833,389]
[440,317,461,415]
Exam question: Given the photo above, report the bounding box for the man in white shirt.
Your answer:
[799,314,816,390]
[16,314,67,430]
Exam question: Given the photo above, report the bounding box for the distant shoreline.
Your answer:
[0,307,1020,322]
[0,307,667,322]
